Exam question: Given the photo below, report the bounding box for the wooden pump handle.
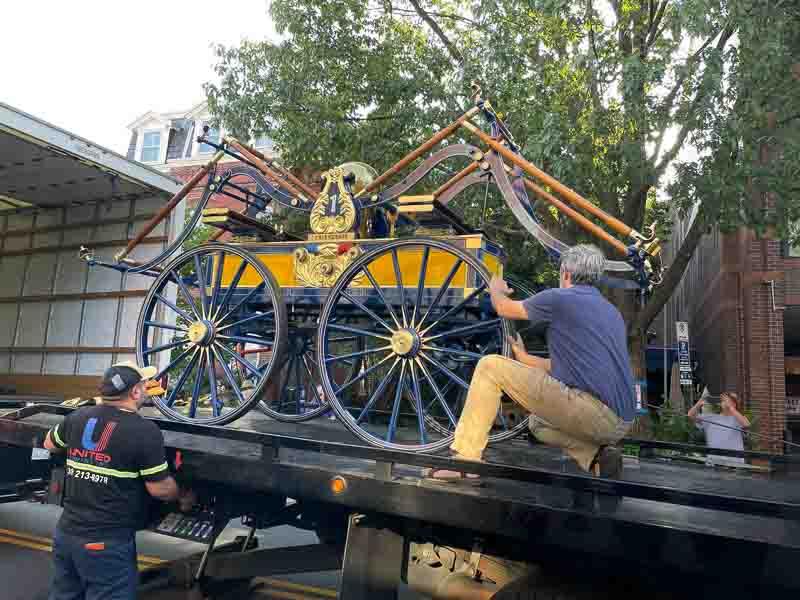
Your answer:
[116,151,224,262]
[225,137,317,199]
[226,140,309,202]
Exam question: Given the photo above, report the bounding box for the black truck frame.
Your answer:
[2,403,800,599]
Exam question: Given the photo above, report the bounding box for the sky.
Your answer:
[0,1,275,155]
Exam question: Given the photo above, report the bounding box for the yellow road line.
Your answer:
[0,530,337,598]
[260,577,337,598]
[0,532,161,570]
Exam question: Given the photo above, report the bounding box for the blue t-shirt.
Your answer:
[522,285,635,422]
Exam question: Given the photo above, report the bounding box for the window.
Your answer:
[141,131,161,162]
[254,134,274,151]
[198,125,220,154]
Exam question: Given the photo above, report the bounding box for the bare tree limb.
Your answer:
[645,0,670,49]
[406,0,463,64]
[634,206,709,332]
[652,24,736,178]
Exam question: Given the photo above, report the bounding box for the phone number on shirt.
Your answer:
[66,466,109,485]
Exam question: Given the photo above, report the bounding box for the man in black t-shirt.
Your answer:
[44,361,194,600]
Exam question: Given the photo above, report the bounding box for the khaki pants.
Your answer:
[451,355,629,471]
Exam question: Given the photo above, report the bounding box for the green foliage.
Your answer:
[204,0,800,329]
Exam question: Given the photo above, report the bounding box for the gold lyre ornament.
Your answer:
[294,244,365,288]
[310,166,357,235]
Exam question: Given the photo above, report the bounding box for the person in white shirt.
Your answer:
[688,391,750,465]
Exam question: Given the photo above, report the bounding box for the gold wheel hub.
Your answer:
[188,321,211,345]
[391,329,419,357]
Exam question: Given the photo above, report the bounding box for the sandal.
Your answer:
[421,468,483,486]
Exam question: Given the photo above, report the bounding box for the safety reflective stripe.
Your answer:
[50,425,66,448]
[66,459,139,479]
[139,462,168,477]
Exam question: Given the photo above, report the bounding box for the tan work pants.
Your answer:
[451,355,629,471]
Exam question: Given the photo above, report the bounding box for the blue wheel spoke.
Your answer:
[420,284,488,336]
[206,348,221,417]
[325,345,392,364]
[420,344,484,361]
[153,344,196,380]
[294,351,304,414]
[412,246,430,327]
[339,290,395,333]
[211,345,247,406]
[415,357,458,428]
[335,352,396,395]
[423,318,501,344]
[420,352,470,391]
[408,360,427,445]
[355,357,401,424]
[386,361,407,443]
[212,258,248,321]
[144,321,188,333]
[217,334,274,346]
[189,351,207,419]
[169,269,202,322]
[302,356,324,408]
[391,248,408,327]
[142,338,188,356]
[194,255,210,319]
[215,282,266,326]
[216,342,262,378]
[361,265,402,329]
[164,348,201,408]
[217,310,275,332]
[155,293,194,323]
[328,323,392,342]
[416,257,462,330]
[209,251,225,317]
[278,354,296,413]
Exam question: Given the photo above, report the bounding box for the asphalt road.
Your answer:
[0,501,424,599]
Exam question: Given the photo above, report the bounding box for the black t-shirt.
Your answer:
[47,405,169,539]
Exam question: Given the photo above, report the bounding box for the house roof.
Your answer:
[0,102,181,211]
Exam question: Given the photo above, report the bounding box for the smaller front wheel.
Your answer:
[136,244,287,426]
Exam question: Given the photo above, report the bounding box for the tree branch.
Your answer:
[652,24,735,178]
[645,0,670,49]
[634,206,709,331]
[406,0,463,64]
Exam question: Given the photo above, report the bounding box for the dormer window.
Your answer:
[198,124,220,154]
[141,131,161,162]
[254,134,273,151]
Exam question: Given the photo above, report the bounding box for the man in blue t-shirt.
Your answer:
[429,244,634,481]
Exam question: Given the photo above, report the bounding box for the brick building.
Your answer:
[655,208,800,452]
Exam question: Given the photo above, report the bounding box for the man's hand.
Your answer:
[490,276,513,297]
[688,398,705,419]
[178,489,197,513]
[507,334,527,361]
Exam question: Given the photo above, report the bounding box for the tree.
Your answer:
[204,0,800,374]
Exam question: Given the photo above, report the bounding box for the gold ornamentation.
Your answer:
[294,243,364,287]
[310,166,357,235]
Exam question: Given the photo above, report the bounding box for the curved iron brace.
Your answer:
[485,152,635,273]
[219,164,311,213]
[360,144,484,209]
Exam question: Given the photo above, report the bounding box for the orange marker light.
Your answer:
[330,476,348,495]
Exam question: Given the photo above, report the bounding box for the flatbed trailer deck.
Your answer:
[2,405,800,599]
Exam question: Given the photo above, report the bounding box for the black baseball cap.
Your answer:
[99,361,157,398]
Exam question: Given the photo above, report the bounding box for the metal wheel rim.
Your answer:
[136,243,287,425]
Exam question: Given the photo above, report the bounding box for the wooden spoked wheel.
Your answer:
[136,244,287,425]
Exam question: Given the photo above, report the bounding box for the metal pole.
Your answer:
[664,313,668,404]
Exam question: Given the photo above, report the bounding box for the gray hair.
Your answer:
[559,244,605,285]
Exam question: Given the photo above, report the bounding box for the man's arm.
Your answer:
[139,423,195,509]
[43,423,67,452]
[488,276,528,320]
[726,399,751,428]
[508,335,551,371]
[687,398,705,420]
[145,477,180,501]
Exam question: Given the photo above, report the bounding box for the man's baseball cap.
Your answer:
[99,361,157,398]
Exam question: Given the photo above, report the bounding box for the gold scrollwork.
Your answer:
[294,243,365,287]
[310,166,357,235]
